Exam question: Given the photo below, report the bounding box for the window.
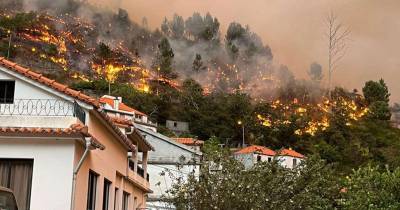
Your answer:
[133,197,137,210]
[114,188,118,210]
[173,122,177,127]
[102,179,111,210]
[122,192,130,210]
[0,80,15,104]
[268,157,272,162]
[87,171,98,210]
[0,159,33,210]
[293,158,298,167]
[256,155,261,162]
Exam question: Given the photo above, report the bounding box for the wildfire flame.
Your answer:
[256,97,369,136]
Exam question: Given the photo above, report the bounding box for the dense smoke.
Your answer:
[2,0,327,101]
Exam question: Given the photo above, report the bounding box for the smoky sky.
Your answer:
[91,0,400,102]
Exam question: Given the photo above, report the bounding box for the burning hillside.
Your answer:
[0,9,159,91]
[0,1,279,96]
[0,0,382,140]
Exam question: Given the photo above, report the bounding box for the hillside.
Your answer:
[1,0,400,174]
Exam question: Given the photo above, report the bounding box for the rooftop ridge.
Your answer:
[0,57,99,107]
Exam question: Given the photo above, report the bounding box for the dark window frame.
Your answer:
[102,178,112,210]
[122,191,130,210]
[0,80,15,104]
[256,155,262,162]
[87,170,99,210]
[114,187,119,210]
[293,158,298,167]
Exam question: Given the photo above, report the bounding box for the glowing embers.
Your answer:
[256,97,368,136]
[91,62,153,93]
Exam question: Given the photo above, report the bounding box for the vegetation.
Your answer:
[168,151,400,210]
[71,77,400,175]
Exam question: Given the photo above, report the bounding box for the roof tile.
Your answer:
[235,145,276,156]
[277,148,304,158]
[172,138,204,146]
[0,57,99,107]
[0,124,105,150]
[99,97,147,116]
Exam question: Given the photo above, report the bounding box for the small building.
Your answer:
[0,58,152,210]
[234,145,276,169]
[275,148,305,168]
[171,137,204,152]
[234,145,304,169]
[165,120,189,135]
[100,95,158,132]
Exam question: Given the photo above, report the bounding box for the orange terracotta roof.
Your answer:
[277,148,304,158]
[109,116,133,127]
[0,123,105,150]
[96,109,137,151]
[0,57,99,107]
[99,97,146,116]
[172,138,204,146]
[109,116,154,151]
[0,58,139,151]
[235,145,276,156]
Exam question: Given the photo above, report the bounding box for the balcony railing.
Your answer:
[0,99,75,116]
[129,160,149,182]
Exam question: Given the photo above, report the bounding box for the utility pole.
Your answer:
[7,30,12,59]
[108,81,111,95]
[237,120,245,147]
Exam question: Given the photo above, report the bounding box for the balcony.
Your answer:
[129,159,149,182]
[0,99,86,124]
[0,99,76,116]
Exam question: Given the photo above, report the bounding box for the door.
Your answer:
[0,159,33,210]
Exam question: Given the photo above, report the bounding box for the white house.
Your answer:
[234,145,304,169]
[136,124,202,210]
[100,95,158,132]
[234,145,276,169]
[0,57,152,210]
[275,148,305,168]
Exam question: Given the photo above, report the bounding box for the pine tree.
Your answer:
[152,37,176,79]
[192,53,205,72]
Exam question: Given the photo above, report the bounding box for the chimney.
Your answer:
[114,97,119,110]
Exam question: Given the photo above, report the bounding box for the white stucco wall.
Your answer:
[0,138,75,210]
[147,164,199,199]
[0,69,61,100]
[0,68,82,128]
[235,153,274,169]
[136,125,202,209]
[276,156,302,169]
[234,153,254,169]
[236,153,303,169]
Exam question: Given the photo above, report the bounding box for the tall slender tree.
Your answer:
[152,37,176,80]
[325,12,350,97]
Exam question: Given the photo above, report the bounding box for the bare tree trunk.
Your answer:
[326,12,350,98]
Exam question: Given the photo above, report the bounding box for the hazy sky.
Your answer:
[93,0,400,102]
